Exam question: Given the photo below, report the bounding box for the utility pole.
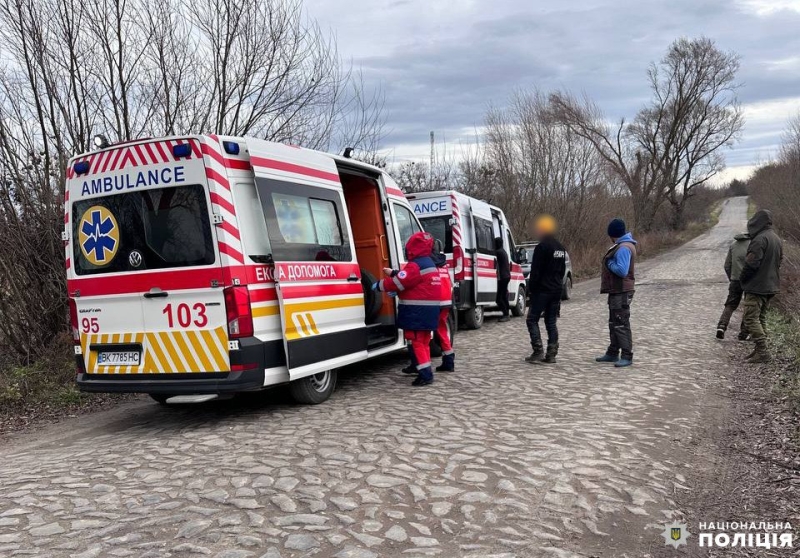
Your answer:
[429,131,434,187]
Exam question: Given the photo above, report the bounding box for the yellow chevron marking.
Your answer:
[283,297,362,340]
[306,313,320,335]
[173,331,199,372]
[188,330,214,371]
[201,329,227,371]
[145,333,165,373]
[160,332,186,373]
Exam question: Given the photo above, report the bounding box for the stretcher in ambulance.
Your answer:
[407,191,526,329]
[65,136,424,404]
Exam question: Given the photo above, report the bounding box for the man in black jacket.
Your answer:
[495,237,511,322]
[525,215,567,364]
[739,209,783,363]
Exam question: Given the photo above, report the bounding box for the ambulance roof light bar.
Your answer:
[93,135,110,149]
[73,161,90,175]
[172,143,192,158]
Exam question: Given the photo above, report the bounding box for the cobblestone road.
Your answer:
[0,198,748,558]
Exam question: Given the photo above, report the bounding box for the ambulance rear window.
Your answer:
[72,184,215,275]
[419,216,453,253]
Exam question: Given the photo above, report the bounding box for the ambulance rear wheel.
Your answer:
[463,305,484,329]
[511,286,526,317]
[289,369,337,405]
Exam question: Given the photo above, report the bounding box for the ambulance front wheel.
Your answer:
[289,369,337,405]
[463,305,484,329]
[511,286,526,317]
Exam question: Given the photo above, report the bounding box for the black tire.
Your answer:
[562,274,573,300]
[463,305,484,329]
[149,394,172,405]
[360,268,383,324]
[288,369,337,405]
[511,286,526,317]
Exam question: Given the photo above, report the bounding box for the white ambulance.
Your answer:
[65,135,429,405]
[407,191,526,329]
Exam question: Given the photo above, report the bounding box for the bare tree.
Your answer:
[0,0,385,363]
[551,37,743,230]
[479,91,613,245]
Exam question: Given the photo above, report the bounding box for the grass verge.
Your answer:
[766,309,800,413]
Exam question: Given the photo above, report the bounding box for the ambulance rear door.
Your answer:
[66,137,231,377]
[246,140,368,380]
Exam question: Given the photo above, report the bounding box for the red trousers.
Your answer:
[404,330,432,370]
[436,307,453,355]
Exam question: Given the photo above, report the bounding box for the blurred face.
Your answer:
[533,215,556,240]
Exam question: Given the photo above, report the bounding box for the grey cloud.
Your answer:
[328,0,800,162]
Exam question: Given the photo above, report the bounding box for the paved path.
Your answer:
[0,198,748,558]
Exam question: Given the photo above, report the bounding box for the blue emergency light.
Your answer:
[223,141,240,155]
[172,143,192,158]
[73,161,90,175]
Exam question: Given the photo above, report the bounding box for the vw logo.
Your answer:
[128,250,143,268]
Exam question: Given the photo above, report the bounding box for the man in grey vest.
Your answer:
[739,210,783,363]
[595,218,637,368]
[716,232,750,340]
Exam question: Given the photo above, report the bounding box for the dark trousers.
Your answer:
[606,292,633,359]
[496,279,510,317]
[527,292,560,348]
[742,293,773,341]
[717,280,746,334]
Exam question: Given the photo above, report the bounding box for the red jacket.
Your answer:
[438,267,452,307]
[378,232,441,331]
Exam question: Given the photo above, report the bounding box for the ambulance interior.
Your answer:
[337,166,399,348]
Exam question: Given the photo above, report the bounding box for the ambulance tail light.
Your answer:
[224,286,253,339]
[453,245,465,281]
[68,298,80,344]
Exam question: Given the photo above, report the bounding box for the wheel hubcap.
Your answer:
[309,371,331,392]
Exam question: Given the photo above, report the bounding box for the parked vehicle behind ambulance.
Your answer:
[65,135,427,405]
[407,191,526,329]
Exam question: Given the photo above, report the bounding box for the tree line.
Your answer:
[395,37,743,249]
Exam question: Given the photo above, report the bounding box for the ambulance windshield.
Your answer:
[72,184,215,275]
[419,216,453,253]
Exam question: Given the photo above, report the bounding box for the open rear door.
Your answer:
[469,198,496,304]
[246,140,368,380]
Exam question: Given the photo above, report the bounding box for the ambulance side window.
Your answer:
[231,182,272,263]
[475,217,495,255]
[393,203,421,246]
[255,177,352,262]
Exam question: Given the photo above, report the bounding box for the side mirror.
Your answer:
[515,249,527,264]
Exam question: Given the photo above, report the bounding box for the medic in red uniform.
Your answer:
[373,232,441,386]
[432,250,455,371]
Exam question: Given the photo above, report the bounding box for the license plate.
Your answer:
[97,351,140,366]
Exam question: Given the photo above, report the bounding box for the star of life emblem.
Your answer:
[662,521,691,548]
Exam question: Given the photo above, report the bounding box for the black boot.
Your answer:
[541,343,558,364]
[525,343,544,364]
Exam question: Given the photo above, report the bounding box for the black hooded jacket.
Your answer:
[494,238,511,281]
[739,209,783,295]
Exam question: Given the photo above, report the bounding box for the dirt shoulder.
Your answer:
[653,339,800,557]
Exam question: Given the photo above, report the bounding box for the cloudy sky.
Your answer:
[305,0,800,182]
